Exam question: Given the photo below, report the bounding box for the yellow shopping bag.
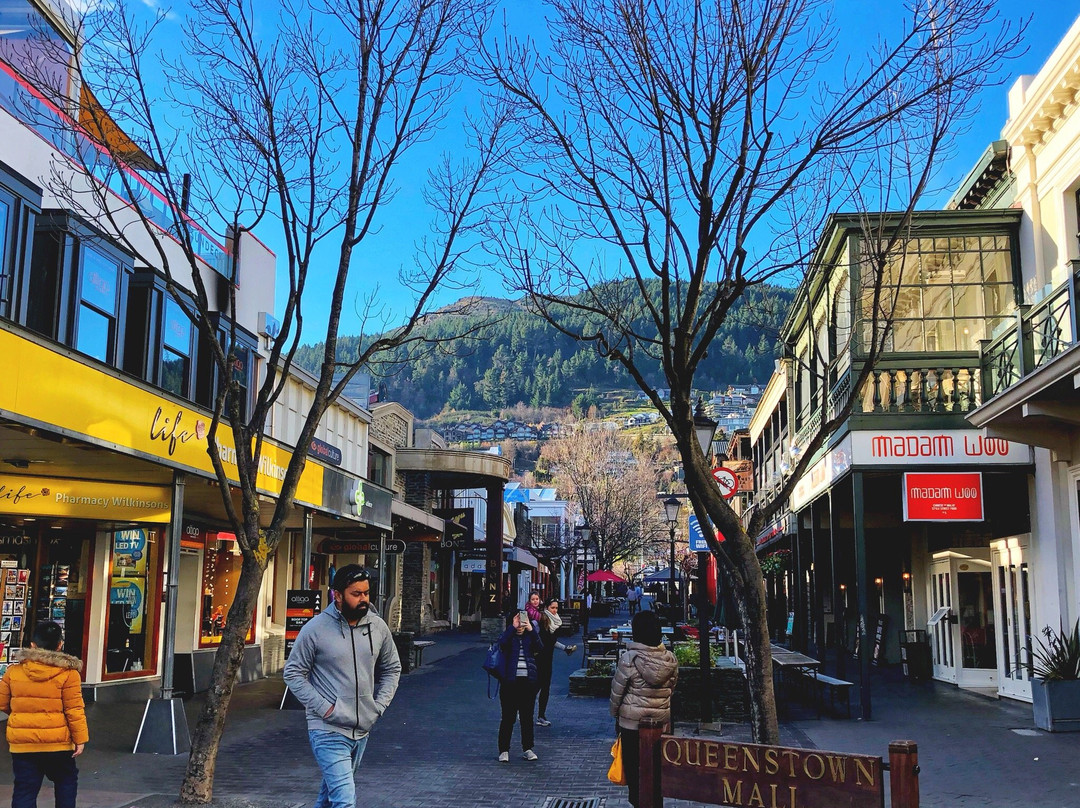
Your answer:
[607,735,627,785]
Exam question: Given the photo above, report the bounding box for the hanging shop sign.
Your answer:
[903,472,984,521]
[284,589,322,658]
[688,514,724,551]
[722,459,754,492]
[0,475,171,523]
[434,507,475,549]
[308,437,342,467]
[460,559,508,574]
[852,429,1030,466]
[315,538,405,555]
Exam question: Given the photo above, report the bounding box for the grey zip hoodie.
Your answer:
[283,601,401,739]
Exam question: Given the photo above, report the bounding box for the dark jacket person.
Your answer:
[284,565,401,808]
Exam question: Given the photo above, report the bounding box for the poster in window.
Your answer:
[112,529,148,577]
[109,578,145,635]
[3,570,15,586]
[16,570,28,584]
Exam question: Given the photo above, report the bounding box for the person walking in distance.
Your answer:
[284,565,401,808]
[535,598,578,727]
[610,611,678,808]
[494,609,543,762]
[627,584,639,616]
[0,621,88,808]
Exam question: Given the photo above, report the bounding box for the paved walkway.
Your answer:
[0,614,1077,807]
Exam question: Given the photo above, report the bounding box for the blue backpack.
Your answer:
[482,640,503,698]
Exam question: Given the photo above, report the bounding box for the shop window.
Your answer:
[199,534,254,648]
[105,528,161,676]
[161,297,194,397]
[74,248,120,363]
[369,447,391,488]
[26,212,132,365]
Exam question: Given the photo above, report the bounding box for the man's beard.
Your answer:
[341,601,369,621]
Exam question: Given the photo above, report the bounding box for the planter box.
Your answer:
[1032,678,1080,732]
[672,666,750,723]
[569,669,613,697]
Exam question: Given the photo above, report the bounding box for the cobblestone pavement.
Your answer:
[0,616,1077,807]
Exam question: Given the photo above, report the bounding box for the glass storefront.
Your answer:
[105,527,161,675]
[199,534,254,647]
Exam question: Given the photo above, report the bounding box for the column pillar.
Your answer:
[482,482,505,639]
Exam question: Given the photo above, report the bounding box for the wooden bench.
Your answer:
[808,672,853,717]
[411,639,436,669]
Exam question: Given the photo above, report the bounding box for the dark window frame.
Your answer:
[0,160,41,322]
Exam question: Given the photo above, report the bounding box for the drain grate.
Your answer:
[541,799,606,808]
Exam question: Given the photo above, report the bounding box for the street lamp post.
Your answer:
[693,398,718,726]
[663,497,681,622]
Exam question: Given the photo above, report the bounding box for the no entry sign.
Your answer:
[903,472,983,521]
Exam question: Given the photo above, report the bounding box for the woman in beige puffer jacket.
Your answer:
[609,611,678,808]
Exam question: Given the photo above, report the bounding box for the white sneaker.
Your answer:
[498,752,509,763]
[522,749,538,761]
[564,645,578,655]
[535,717,552,727]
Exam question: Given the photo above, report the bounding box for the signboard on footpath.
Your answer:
[284,589,322,658]
[658,736,884,808]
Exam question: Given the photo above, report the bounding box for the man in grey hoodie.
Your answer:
[284,565,401,808]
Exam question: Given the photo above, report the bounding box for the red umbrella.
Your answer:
[587,570,623,583]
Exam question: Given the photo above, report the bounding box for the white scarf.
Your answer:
[544,609,563,632]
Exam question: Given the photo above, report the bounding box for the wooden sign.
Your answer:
[660,737,883,808]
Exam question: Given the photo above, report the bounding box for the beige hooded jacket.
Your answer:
[609,641,679,730]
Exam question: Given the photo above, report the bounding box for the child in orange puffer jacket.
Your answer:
[0,621,89,808]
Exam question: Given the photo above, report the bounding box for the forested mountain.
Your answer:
[294,285,794,419]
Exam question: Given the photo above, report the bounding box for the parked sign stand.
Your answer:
[280,589,322,710]
[637,719,919,808]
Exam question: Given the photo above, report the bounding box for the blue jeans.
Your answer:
[308,730,369,808]
[11,752,78,808]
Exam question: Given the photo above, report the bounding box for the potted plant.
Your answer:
[1029,621,1080,732]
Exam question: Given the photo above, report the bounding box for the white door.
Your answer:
[929,557,956,683]
[992,537,1033,702]
[928,551,998,689]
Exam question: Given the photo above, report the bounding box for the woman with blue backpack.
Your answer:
[493,609,542,763]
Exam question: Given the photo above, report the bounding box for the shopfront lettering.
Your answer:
[869,433,1013,459]
[909,486,979,500]
[0,484,45,505]
[150,407,204,456]
[660,737,881,808]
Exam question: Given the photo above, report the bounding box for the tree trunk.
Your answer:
[179,553,266,804]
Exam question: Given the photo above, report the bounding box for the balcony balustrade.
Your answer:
[980,262,1080,400]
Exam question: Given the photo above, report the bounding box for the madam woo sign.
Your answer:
[903,472,983,521]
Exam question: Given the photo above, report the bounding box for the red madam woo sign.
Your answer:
[903,472,983,521]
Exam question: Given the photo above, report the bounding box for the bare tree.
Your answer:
[31,0,501,800]
[479,0,1023,742]
[541,424,668,572]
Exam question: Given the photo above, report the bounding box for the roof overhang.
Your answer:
[967,344,1080,461]
[396,448,512,488]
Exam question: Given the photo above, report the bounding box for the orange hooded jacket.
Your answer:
[0,648,89,753]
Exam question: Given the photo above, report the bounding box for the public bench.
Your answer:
[800,670,853,717]
[411,639,436,669]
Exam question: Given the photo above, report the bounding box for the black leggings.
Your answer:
[498,678,538,752]
[536,648,554,718]
[621,727,641,807]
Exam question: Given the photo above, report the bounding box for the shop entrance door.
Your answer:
[991,536,1033,702]
[929,557,956,683]
[929,551,997,689]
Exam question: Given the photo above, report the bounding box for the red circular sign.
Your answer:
[711,467,739,499]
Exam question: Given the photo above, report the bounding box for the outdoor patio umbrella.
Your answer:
[586,570,623,582]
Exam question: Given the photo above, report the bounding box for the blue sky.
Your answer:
[134,2,1078,339]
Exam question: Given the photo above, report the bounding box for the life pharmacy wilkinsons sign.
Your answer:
[0,476,171,523]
